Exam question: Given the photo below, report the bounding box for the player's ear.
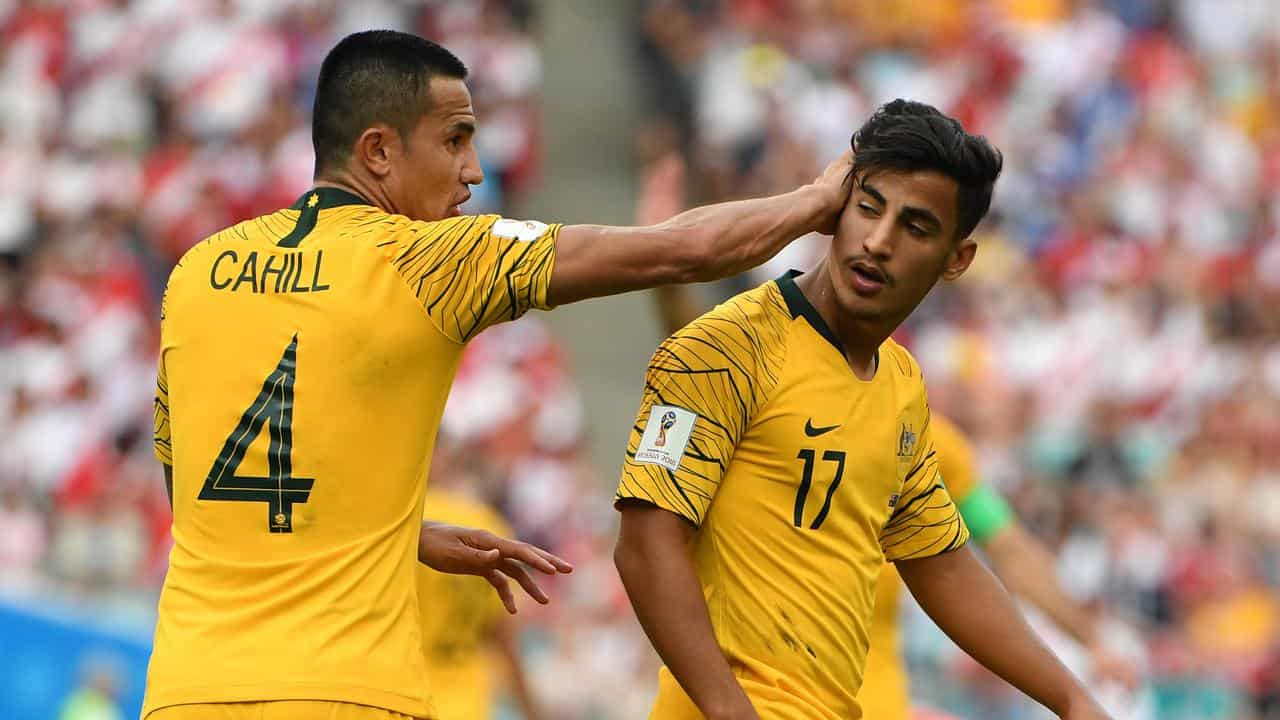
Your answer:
[941,236,977,281]
[355,124,396,179]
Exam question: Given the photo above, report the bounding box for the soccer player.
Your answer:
[145,29,852,720]
[613,100,1111,720]
[417,459,545,720]
[637,146,1139,720]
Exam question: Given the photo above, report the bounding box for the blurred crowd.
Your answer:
[4,0,1280,718]
[637,0,1280,717]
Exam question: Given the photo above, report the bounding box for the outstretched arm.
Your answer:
[547,151,851,306]
[615,502,759,720]
[896,546,1110,720]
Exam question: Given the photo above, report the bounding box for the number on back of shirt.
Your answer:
[197,335,313,533]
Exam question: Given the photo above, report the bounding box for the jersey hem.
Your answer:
[142,682,437,720]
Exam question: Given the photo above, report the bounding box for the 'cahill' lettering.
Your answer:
[210,251,332,294]
[210,250,238,290]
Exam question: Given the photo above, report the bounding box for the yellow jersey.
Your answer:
[859,414,979,720]
[418,488,511,720]
[616,271,969,719]
[147,187,559,718]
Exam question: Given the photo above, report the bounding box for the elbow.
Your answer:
[613,534,641,584]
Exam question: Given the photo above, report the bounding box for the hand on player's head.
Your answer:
[812,149,855,236]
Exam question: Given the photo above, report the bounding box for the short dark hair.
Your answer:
[850,99,1003,240]
[312,30,468,176]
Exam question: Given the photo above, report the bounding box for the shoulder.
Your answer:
[660,280,791,371]
[163,211,291,293]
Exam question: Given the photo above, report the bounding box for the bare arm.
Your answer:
[494,618,545,720]
[896,545,1110,720]
[614,502,759,720]
[547,152,851,306]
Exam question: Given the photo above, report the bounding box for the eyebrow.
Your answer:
[446,120,476,137]
[860,179,944,231]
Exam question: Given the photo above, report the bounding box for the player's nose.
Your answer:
[862,217,895,259]
[461,148,484,186]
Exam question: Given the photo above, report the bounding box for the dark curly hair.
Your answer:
[851,99,1003,240]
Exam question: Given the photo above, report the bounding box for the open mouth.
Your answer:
[850,262,887,285]
[847,261,889,296]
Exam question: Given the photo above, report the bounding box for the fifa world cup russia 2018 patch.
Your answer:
[635,405,698,472]
[492,218,549,242]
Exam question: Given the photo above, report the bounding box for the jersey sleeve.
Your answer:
[154,274,174,466]
[615,304,784,527]
[879,406,970,562]
[154,351,172,465]
[386,214,560,343]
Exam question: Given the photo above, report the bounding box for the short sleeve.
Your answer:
[615,301,784,527]
[154,350,172,465]
[879,409,970,562]
[386,214,559,343]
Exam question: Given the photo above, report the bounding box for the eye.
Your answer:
[907,224,929,238]
[857,202,880,216]
[448,135,464,149]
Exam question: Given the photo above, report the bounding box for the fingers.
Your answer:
[528,544,574,574]
[499,558,551,605]
[486,570,518,614]
[488,536,573,576]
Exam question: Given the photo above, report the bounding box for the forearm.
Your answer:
[985,524,1098,647]
[615,507,754,718]
[661,184,835,283]
[898,546,1094,717]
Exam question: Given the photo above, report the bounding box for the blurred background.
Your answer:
[2,0,1279,718]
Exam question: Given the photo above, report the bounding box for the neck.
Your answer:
[796,260,892,379]
[314,170,395,215]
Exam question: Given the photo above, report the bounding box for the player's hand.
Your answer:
[810,148,854,235]
[418,522,573,614]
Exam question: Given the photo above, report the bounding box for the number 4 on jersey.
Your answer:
[198,335,313,533]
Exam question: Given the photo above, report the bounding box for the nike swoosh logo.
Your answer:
[804,419,840,437]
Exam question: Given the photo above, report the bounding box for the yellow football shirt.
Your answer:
[616,271,969,720]
[859,414,979,720]
[418,488,511,720]
[147,187,559,718]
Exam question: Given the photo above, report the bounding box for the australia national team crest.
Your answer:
[897,423,917,459]
[636,405,698,472]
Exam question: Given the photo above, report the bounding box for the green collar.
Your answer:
[774,269,880,374]
[289,186,372,211]
[279,187,371,248]
[775,269,845,354]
